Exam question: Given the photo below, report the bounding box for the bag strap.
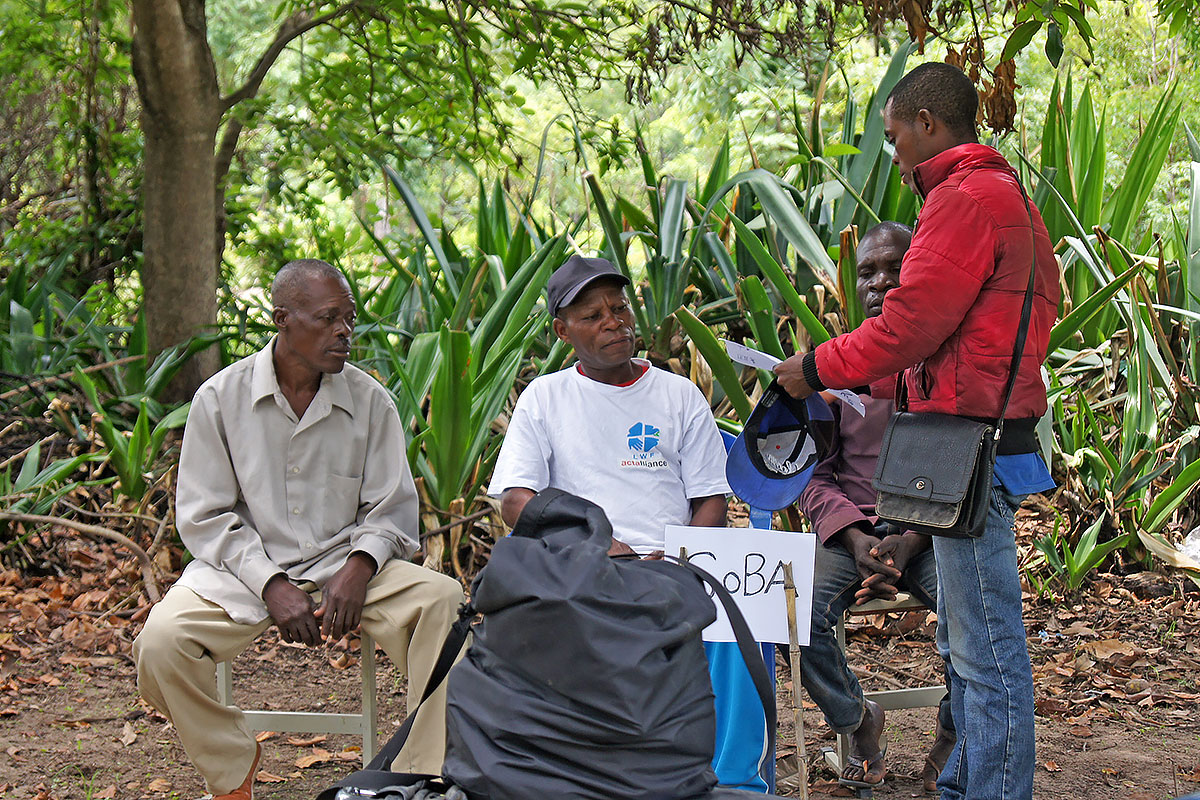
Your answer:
[993,181,1038,441]
[667,557,777,736]
[365,603,475,772]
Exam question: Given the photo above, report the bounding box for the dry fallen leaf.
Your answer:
[146,777,171,792]
[120,720,137,746]
[296,748,333,769]
[255,730,278,742]
[93,785,117,799]
[1085,639,1137,659]
[287,734,327,747]
[1043,761,1062,772]
[256,770,288,783]
[1068,724,1093,738]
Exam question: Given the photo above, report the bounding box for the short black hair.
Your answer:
[271,259,348,309]
[886,62,979,141]
[859,221,913,249]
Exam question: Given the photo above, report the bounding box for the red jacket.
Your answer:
[812,143,1060,421]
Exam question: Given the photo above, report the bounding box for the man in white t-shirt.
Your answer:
[489,254,729,555]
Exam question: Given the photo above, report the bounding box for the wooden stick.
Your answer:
[0,354,145,402]
[783,562,810,800]
[0,511,161,602]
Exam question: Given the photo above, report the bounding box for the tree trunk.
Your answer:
[131,0,222,399]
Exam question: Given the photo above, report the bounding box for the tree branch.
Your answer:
[220,1,362,112]
[0,511,161,602]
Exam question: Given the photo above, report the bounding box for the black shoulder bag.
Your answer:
[872,183,1038,538]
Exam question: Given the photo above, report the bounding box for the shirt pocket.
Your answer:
[324,473,363,534]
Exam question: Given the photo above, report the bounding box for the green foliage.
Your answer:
[0,441,101,517]
[73,368,189,503]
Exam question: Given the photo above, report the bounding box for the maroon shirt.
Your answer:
[798,380,896,543]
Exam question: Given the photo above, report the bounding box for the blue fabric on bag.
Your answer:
[993,452,1055,494]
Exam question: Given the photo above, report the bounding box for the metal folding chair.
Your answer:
[216,632,378,763]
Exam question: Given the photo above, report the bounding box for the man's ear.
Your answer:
[552,316,570,343]
[915,108,936,135]
[272,306,288,329]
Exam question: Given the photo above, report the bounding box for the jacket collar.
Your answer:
[250,337,355,418]
[911,142,1011,199]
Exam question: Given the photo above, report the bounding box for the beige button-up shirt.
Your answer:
[174,340,419,624]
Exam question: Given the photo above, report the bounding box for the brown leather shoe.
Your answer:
[213,742,261,800]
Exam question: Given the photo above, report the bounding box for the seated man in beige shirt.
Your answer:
[134,259,463,800]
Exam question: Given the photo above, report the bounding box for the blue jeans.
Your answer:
[799,529,952,735]
[933,489,1034,800]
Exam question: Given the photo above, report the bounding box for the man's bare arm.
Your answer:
[688,494,728,528]
[500,487,537,528]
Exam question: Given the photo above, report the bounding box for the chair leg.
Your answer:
[217,658,233,705]
[360,632,377,764]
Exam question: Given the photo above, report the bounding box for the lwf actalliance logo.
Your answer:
[621,422,667,469]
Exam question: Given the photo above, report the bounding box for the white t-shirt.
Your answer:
[488,359,731,554]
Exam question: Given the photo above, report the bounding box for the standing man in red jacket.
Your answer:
[775,62,1059,800]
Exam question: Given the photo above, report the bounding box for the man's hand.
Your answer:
[833,525,901,605]
[773,354,815,399]
[315,552,376,642]
[263,574,321,646]
[854,532,929,603]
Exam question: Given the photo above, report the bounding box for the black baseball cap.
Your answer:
[546,255,630,317]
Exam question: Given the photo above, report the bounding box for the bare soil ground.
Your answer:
[2,509,1198,800]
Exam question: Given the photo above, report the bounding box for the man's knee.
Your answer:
[134,604,181,668]
[132,603,196,698]
[426,570,464,612]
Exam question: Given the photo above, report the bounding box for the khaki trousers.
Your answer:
[133,559,464,795]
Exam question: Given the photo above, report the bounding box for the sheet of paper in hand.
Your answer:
[723,339,865,418]
[665,525,816,645]
[723,339,781,371]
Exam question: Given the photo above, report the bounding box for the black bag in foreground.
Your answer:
[442,488,778,800]
[321,489,784,800]
[873,182,1039,539]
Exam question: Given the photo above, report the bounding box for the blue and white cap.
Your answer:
[725,380,835,511]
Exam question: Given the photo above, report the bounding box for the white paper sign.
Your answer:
[723,340,866,418]
[664,525,816,645]
[828,388,867,417]
[723,339,781,370]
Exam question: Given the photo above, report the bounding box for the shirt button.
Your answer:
[292,508,300,515]
[291,467,299,474]
[305,543,313,549]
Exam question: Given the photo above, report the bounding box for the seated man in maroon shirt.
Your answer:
[797,222,954,792]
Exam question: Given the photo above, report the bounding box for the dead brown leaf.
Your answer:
[146,777,171,792]
[1085,639,1137,659]
[287,734,328,747]
[92,785,116,799]
[296,748,333,769]
[1067,724,1093,738]
[256,770,288,783]
[120,720,137,746]
[1043,760,1062,772]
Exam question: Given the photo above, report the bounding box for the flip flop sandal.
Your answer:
[838,739,888,789]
